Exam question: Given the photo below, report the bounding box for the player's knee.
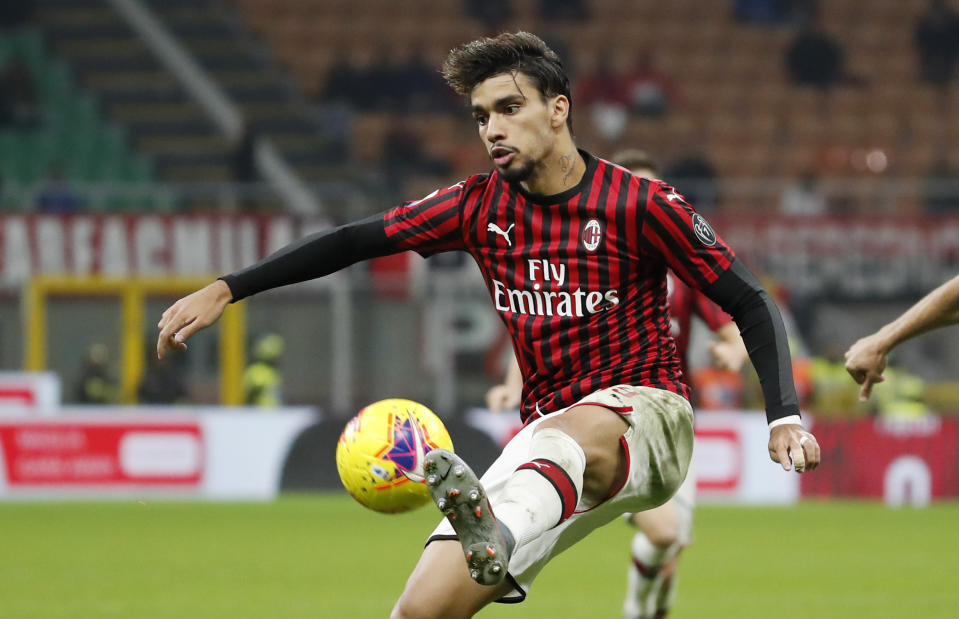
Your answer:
[643,520,680,548]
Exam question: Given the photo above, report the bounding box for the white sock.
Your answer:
[624,533,678,619]
[493,428,586,549]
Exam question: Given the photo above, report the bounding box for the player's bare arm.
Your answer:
[845,273,959,401]
[707,323,748,372]
[156,279,233,359]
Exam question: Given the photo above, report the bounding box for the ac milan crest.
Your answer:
[582,219,603,252]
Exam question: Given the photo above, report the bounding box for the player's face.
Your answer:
[470,72,563,183]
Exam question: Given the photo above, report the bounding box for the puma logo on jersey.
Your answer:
[666,192,683,202]
[487,223,515,246]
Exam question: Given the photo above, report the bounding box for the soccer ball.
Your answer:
[336,398,453,514]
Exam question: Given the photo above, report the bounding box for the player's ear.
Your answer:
[550,95,569,130]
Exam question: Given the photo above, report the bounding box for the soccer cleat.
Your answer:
[423,449,515,586]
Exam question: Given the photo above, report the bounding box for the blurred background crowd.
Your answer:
[2,0,959,423]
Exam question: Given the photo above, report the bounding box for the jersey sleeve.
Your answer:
[691,288,734,331]
[383,179,472,257]
[639,181,735,290]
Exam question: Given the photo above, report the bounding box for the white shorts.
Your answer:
[427,385,694,602]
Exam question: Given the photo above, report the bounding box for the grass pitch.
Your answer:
[1,495,956,618]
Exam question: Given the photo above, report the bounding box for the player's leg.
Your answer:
[623,501,681,619]
[390,540,511,619]
[491,403,628,558]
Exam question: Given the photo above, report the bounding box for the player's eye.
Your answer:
[474,115,488,127]
[505,104,520,115]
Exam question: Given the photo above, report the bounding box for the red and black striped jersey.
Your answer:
[667,272,733,379]
[384,151,736,423]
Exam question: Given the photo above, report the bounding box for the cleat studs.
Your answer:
[468,489,480,502]
[447,488,461,497]
[453,465,465,478]
[491,563,501,574]
[448,513,456,520]
[466,550,474,561]
[436,497,447,510]
[426,474,439,486]
[474,506,482,518]
[470,569,479,580]
[486,545,496,557]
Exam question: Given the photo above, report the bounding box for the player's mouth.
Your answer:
[490,146,515,167]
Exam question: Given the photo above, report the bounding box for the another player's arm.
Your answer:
[708,322,749,372]
[845,273,959,401]
[486,356,523,412]
[157,214,394,358]
[691,288,749,372]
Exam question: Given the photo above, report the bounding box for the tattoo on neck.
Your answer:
[560,151,576,184]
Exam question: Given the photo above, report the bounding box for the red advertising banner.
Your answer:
[0,421,203,486]
[801,416,959,502]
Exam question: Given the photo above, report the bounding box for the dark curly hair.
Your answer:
[442,32,573,130]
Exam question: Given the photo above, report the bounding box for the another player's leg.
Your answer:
[622,501,680,619]
[390,539,511,619]
[624,457,696,619]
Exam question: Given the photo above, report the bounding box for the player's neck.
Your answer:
[521,142,585,197]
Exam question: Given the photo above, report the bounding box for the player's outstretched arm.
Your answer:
[768,422,820,473]
[157,279,233,359]
[845,273,959,401]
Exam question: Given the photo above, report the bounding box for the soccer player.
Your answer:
[484,148,749,619]
[845,273,959,401]
[156,33,820,619]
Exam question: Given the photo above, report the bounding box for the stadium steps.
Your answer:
[144,0,341,184]
[34,0,235,185]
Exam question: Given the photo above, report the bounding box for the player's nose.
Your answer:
[485,114,506,142]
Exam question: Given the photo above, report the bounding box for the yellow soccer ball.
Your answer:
[335,399,453,514]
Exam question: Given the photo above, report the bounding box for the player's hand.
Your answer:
[708,340,747,372]
[843,334,888,402]
[156,280,233,359]
[485,384,521,413]
[768,423,820,473]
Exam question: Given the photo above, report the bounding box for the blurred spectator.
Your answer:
[734,0,808,24]
[0,58,40,128]
[780,170,827,215]
[397,47,456,113]
[138,354,187,405]
[35,166,81,213]
[465,0,512,31]
[664,152,720,211]
[363,48,404,111]
[922,156,959,213]
[0,1,34,28]
[784,14,847,89]
[320,52,363,107]
[539,0,588,22]
[74,343,119,404]
[243,334,284,407]
[915,0,959,86]
[623,49,679,117]
[575,52,629,141]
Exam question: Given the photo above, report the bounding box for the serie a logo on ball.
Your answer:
[335,399,454,514]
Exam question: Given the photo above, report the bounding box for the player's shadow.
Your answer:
[279,417,501,491]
